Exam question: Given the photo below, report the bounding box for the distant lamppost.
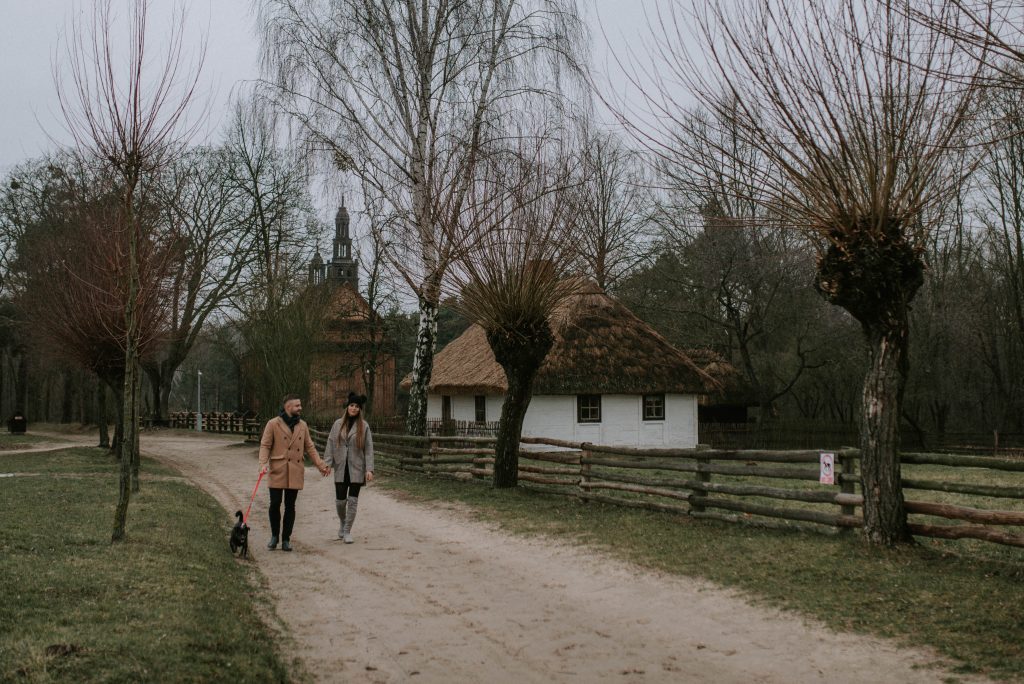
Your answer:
[196,370,203,432]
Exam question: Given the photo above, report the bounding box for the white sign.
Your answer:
[819,452,835,485]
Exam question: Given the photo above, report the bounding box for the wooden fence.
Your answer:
[900,451,1024,547]
[169,411,261,439]
[700,421,1024,455]
[342,432,1024,549]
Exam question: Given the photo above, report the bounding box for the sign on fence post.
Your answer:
[819,452,835,485]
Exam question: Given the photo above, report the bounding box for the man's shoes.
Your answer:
[267,535,279,550]
[281,540,293,552]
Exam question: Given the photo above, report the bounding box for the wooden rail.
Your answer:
[169,411,261,439]
[368,432,1024,549]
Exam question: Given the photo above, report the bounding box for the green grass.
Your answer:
[0,433,69,450]
[0,447,177,477]
[378,471,1024,682]
[0,447,304,683]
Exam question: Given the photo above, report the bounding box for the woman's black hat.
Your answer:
[346,392,367,408]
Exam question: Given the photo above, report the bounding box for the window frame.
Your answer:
[474,395,487,423]
[642,393,666,421]
[576,394,602,424]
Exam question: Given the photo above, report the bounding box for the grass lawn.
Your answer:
[0,447,303,683]
[0,432,70,450]
[378,471,1024,682]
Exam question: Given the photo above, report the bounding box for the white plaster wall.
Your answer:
[521,395,575,443]
[665,394,698,448]
[425,392,698,449]
[425,394,501,422]
[594,394,640,446]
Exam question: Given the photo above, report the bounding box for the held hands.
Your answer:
[318,463,330,477]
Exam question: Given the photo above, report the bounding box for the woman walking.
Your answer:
[324,392,374,543]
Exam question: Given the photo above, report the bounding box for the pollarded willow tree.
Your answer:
[908,1,1024,89]
[257,0,586,435]
[621,0,986,545]
[447,143,580,487]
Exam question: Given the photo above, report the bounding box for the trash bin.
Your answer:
[8,413,26,434]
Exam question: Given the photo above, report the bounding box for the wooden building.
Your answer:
[305,203,396,421]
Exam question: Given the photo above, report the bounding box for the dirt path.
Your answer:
[145,432,984,684]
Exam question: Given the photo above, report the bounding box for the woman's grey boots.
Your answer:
[335,499,347,539]
[342,497,359,544]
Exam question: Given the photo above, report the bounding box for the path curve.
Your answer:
[144,432,985,684]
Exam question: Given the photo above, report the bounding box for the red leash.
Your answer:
[242,471,265,526]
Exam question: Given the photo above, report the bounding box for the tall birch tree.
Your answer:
[257,0,585,435]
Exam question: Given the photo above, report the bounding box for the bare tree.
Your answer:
[621,0,984,545]
[11,157,173,453]
[144,145,254,422]
[570,123,654,290]
[222,94,324,418]
[448,143,579,487]
[652,104,827,424]
[355,182,406,418]
[55,0,202,541]
[225,95,314,314]
[908,2,1020,88]
[257,0,586,436]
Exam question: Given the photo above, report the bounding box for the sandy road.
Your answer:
[143,432,983,684]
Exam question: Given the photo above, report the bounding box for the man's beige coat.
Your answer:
[257,417,325,490]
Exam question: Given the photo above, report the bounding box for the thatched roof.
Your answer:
[685,348,756,406]
[402,281,718,396]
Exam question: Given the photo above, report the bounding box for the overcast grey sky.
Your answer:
[0,1,675,175]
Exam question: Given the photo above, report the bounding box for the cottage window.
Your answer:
[442,395,452,422]
[643,394,666,421]
[577,394,602,423]
[474,395,487,423]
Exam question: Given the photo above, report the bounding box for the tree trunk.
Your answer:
[61,371,74,423]
[816,221,923,547]
[130,366,141,494]
[112,356,137,541]
[97,381,110,449]
[15,351,27,414]
[492,369,532,488]
[144,365,164,425]
[860,321,914,546]
[112,396,124,458]
[113,196,142,541]
[488,321,554,489]
[159,374,173,425]
[406,297,438,437]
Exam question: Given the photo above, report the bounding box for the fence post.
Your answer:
[692,451,711,513]
[579,445,591,502]
[839,448,858,530]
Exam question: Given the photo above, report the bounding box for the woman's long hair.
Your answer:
[337,410,366,452]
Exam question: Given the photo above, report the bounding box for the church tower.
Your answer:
[310,200,360,289]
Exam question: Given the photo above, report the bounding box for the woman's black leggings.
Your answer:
[334,464,362,501]
[268,487,298,540]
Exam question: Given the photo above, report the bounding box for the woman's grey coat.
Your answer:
[323,419,374,483]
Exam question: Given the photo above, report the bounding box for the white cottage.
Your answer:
[408,282,716,448]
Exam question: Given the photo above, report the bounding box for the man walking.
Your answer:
[258,394,329,551]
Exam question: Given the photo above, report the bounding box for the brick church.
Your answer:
[304,203,397,420]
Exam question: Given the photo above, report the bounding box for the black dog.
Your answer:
[229,511,249,558]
